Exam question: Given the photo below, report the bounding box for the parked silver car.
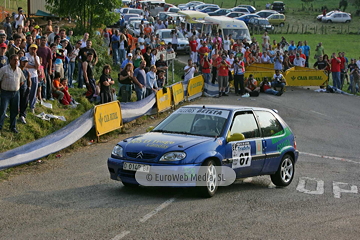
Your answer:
[126,20,149,37]
[156,29,189,52]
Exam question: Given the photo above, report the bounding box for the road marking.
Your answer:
[310,110,329,117]
[296,177,324,195]
[333,182,358,199]
[139,196,177,223]
[111,231,130,240]
[301,152,360,164]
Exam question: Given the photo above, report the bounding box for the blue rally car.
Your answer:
[108,105,299,197]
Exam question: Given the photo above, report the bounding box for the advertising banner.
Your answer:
[187,75,204,99]
[284,67,328,86]
[156,87,172,112]
[171,82,184,106]
[94,101,122,137]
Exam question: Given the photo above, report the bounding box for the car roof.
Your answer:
[182,105,273,112]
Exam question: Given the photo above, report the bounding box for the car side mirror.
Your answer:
[226,132,245,142]
[146,126,155,132]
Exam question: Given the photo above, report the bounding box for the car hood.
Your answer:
[161,38,189,44]
[119,132,212,160]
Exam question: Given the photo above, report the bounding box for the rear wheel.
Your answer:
[327,20,332,23]
[345,20,350,23]
[198,159,218,198]
[270,154,294,187]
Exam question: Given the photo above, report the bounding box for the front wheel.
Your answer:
[198,159,218,198]
[270,154,294,187]
[327,20,332,23]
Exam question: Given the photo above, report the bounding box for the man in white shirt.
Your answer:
[293,53,305,67]
[25,44,40,113]
[138,33,145,50]
[261,51,271,63]
[14,7,26,29]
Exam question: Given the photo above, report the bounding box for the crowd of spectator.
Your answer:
[1,3,360,133]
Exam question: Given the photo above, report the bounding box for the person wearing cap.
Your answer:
[59,29,73,55]
[18,56,31,124]
[0,31,7,45]
[120,53,133,72]
[293,53,305,67]
[25,44,40,113]
[0,43,8,69]
[0,54,26,133]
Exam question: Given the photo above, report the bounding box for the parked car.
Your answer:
[271,1,285,13]
[126,20,149,37]
[194,4,219,11]
[178,1,204,10]
[226,12,246,18]
[255,10,278,18]
[156,29,189,52]
[248,17,274,31]
[123,14,141,25]
[317,11,340,21]
[200,6,220,13]
[108,105,299,197]
[267,13,286,26]
[236,14,260,24]
[208,8,233,16]
[230,7,250,14]
[237,5,256,13]
[321,11,351,23]
[167,7,180,13]
[120,8,144,16]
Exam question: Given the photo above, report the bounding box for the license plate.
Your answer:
[123,162,150,173]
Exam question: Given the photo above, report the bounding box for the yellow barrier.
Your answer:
[171,82,184,106]
[247,63,274,69]
[187,75,204,98]
[94,101,123,138]
[156,87,172,112]
[284,67,328,86]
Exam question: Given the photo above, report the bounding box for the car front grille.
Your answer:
[126,152,158,159]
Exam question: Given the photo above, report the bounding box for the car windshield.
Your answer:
[162,31,185,39]
[223,28,251,41]
[152,107,230,137]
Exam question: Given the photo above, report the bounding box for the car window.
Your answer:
[230,112,260,139]
[255,111,284,137]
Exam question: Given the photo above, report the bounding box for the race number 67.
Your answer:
[239,152,249,165]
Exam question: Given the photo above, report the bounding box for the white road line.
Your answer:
[301,152,360,164]
[111,231,130,240]
[139,196,177,223]
[310,110,329,117]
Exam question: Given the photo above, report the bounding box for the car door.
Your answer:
[254,110,288,174]
[224,111,265,178]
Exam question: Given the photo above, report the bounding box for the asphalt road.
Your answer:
[1,88,360,240]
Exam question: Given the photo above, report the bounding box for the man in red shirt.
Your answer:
[216,55,231,97]
[198,40,209,63]
[330,52,341,89]
[200,53,212,83]
[189,36,198,65]
[338,52,346,89]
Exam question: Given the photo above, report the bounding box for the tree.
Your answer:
[45,0,121,33]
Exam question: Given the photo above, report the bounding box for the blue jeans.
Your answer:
[271,81,285,91]
[265,89,279,95]
[203,73,211,83]
[68,61,75,88]
[29,77,38,110]
[77,61,83,88]
[0,90,20,129]
[135,85,146,101]
[332,71,341,89]
[119,49,126,65]
[112,45,120,65]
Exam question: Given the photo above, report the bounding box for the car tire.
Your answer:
[327,20,332,23]
[270,154,295,187]
[198,159,218,198]
[345,20,350,23]
[122,181,139,187]
[280,22,284,27]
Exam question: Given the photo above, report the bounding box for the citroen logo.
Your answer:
[136,151,143,159]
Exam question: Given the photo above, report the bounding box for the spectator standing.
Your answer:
[314,42,325,60]
[133,60,147,101]
[303,40,310,67]
[3,17,12,40]
[330,52,341,89]
[189,36,198,64]
[47,26,60,45]
[111,30,120,65]
[6,34,22,58]
[99,65,115,104]
[14,7,26,29]
[78,40,98,88]
[155,54,168,76]
[145,65,159,97]
[0,43,8,68]
[18,56,31,124]
[118,63,137,102]
[273,51,283,71]
[200,53,212,84]
[233,56,245,96]
[68,40,81,88]
[313,56,328,70]
[25,44,40,113]
[0,54,26,133]
[119,34,127,65]
[82,53,96,100]
[350,65,360,94]
[216,55,231,97]
[293,53,305,67]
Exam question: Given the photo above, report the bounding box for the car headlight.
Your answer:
[112,145,123,157]
[159,152,186,161]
